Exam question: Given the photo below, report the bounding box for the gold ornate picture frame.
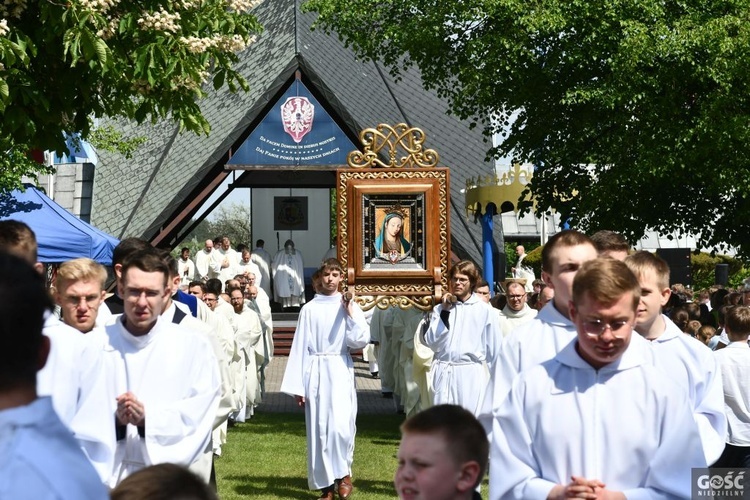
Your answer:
[337,168,450,311]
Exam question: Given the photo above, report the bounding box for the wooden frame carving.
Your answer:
[337,168,450,311]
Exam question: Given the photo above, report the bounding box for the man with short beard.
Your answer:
[229,288,262,421]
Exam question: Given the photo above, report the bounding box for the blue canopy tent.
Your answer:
[0,184,119,265]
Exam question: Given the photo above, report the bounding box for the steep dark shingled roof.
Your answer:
[91,0,501,265]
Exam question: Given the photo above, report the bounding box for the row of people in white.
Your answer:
[189,237,305,308]
[421,232,724,499]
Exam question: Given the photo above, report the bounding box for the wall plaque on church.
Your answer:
[274,196,308,230]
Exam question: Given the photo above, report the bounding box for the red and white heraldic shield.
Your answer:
[281,96,315,143]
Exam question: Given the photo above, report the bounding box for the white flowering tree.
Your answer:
[0,0,262,191]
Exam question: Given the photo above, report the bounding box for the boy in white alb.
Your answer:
[424,260,501,415]
[478,230,598,430]
[280,259,369,500]
[625,251,726,464]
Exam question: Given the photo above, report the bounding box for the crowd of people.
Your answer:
[361,229,750,499]
[3,219,750,500]
[0,222,295,498]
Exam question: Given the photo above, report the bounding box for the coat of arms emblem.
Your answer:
[281,96,314,143]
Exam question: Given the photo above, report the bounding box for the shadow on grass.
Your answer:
[227,415,306,437]
[348,478,398,496]
[221,475,397,498]
[222,474,309,498]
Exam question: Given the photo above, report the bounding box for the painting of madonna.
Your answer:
[374,211,412,263]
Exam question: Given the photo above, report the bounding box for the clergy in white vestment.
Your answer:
[238,247,263,286]
[163,254,235,480]
[229,288,263,421]
[392,307,428,417]
[272,239,306,309]
[280,259,368,500]
[96,249,221,487]
[194,240,215,281]
[625,251,727,465]
[510,245,535,293]
[247,286,272,396]
[497,281,537,338]
[177,247,196,288]
[477,231,598,432]
[491,258,707,500]
[424,260,501,416]
[370,306,397,396]
[251,239,273,298]
[212,236,240,284]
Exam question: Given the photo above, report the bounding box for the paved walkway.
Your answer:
[256,355,400,415]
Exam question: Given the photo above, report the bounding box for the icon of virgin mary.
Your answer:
[374,210,411,264]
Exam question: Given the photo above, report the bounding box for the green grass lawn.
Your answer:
[216,412,404,499]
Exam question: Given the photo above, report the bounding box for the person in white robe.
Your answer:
[251,239,273,298]
[713,305,750,467]
[510,245,535,293]
[490,257,707,499]
[370,305,397,397]
[162,255,235,480]
[177,247,196,289]
[230,288,263,421]
[194,240,215,281]
[272,239,306,309]
[412,319,434,412]
[477,231,598,432]
[424,260,501,416]
[280,259,368,500]
[497,280,537,337]
[212,236,239,284]
[238,247,262,288]
[625,251,726,465]
[247,285,272,397]
[94,249,221,487]
[201,290,240,452]
[392,307,428,417]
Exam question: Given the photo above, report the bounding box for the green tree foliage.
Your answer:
[0,0,262,191]
[306,0,750,256]
[690,251,745,290]
[177,203,252,254]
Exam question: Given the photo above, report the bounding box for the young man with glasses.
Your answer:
[490,258,706,499]
[91,248,221,486]
[497,280,537,337]
[625,251,725,465]
[424,260,501,416]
